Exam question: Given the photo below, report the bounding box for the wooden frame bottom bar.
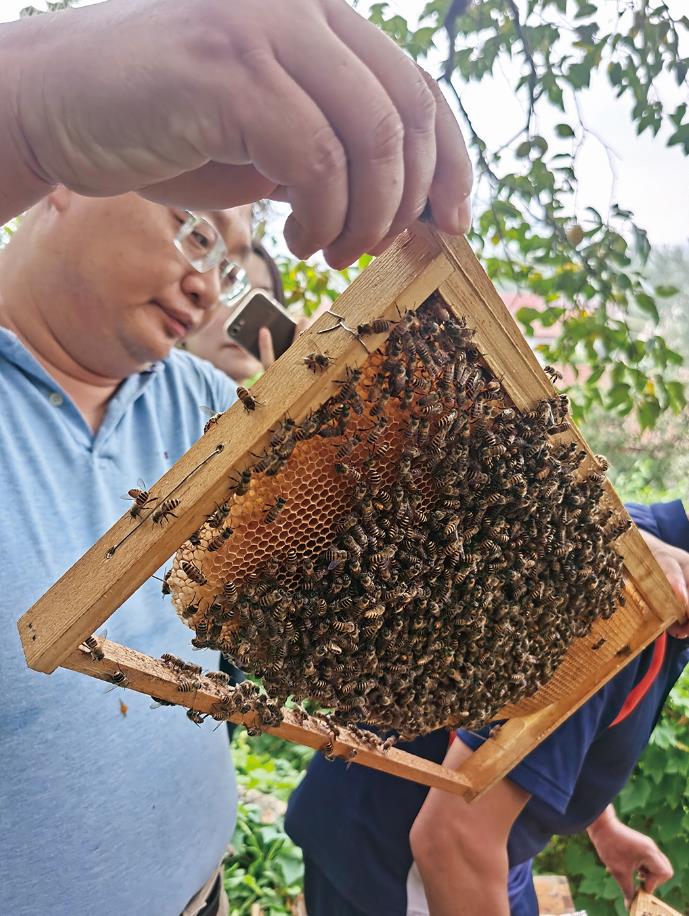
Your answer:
[63,640,472,797]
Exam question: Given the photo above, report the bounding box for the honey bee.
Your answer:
[186,709,207,726]
[125,479,156,519]
[229,468,252,496]
[151,498,180,524]
[82,632,106,662]
[591,638,606,651]
[544,365,563,384]
[304,352,332,373]
[236,385,262,412]
[264,496,287,524]
[357,317,394,336]
[105,669,129,691]
[335,462,362,482]
[205,670,231,686]
[207,502,230,529]
[201,405,223,433]
[181,560,207,585]
[336,367,363,402]
[207,527,233,551]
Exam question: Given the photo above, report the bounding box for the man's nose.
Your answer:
[181,265,222,310]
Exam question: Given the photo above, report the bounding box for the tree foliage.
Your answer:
[362,0,689,427]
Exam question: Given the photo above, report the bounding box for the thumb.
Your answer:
[641,849,674,892]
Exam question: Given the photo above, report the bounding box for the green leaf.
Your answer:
[668,123,689,153]
[636,292,660,322]
[654,284,679,298]
[638,397,661,430]
[515,306,544,325]
[555,123,575,138]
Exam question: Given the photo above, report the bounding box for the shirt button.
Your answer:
[48,391,64,407]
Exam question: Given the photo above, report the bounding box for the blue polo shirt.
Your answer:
[285,500,689,916]
[0,329,238,916]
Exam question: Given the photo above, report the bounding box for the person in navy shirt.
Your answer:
[286,500,689,915]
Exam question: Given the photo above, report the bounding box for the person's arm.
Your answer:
[410,738,530,916]
[0,0,472,265]
[627,500,689,637]
[587,804,673,900]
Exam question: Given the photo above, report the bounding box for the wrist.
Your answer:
[0,18,56,220]
[587,806,620,842]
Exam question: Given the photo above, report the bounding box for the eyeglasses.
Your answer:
[173,210,251,308]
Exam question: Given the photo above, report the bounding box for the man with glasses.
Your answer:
[0,190,257,916]
[0,0,472,911]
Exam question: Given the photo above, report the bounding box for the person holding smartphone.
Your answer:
[185,221,307,384]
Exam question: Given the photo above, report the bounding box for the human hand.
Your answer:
[10,0,472,267]
[257,316,309,370]
[640,530,689,638]
[588,814,673,900]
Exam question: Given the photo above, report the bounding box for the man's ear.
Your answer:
[45,185,72,212]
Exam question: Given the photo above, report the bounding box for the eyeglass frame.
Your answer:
[172,209,251,308]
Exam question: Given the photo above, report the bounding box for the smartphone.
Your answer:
[224,291,297,361]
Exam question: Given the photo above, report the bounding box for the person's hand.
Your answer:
[257,316,309,370]
[9,0,472,267]
[639,530,689,638]
[588,813,673,901]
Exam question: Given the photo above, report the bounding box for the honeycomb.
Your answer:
[167,293,627,738]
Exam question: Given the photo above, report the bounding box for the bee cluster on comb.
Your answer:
[167,294,628,738]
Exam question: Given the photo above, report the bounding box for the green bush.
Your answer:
[224,731,312,915]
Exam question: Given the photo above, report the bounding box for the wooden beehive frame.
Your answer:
[629,890,683,915]
[17,225,683,801]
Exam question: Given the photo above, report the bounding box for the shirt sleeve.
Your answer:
[626,500,689,551]
[458,686,610,814]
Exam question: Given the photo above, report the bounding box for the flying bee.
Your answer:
[544,365,563,383]
[207,527,233,551]
[123,479,156,519]
[105,669,129,692]
[591,638,606,651]
[236,385,262,412]
[151,498,180,524]
[181,560,207,585]
[303,352,332,373]
[264,496,287,524]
